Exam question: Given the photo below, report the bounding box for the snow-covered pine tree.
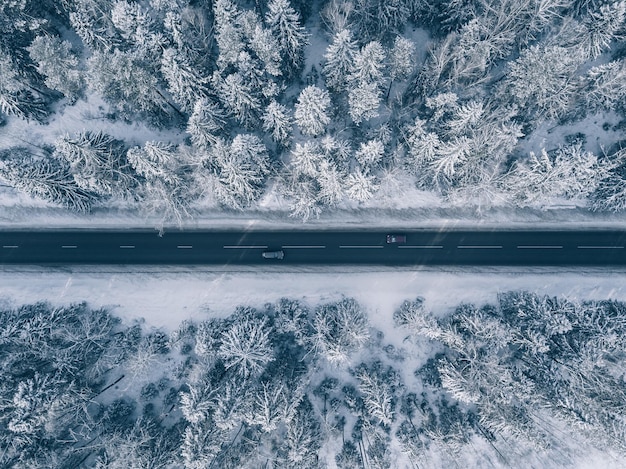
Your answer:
[27,36,84,103]
[355,139,384,169]
[0,148,93,211]
[323,29,358,91]
[161,47,210,113]
[214,71,262,126]
[354,362,400,428]
[348,81,381,124]
[345,168,379,202]
[348,41,386,87]
[294,85,332,136]
[312,298,370,365]
[389,36,416,82]
[265,0,309,73]
[54,131,134,198]
[500,45,582,121]
[218,316,274,378]
[187,98,228,149]
[87,49,176,124]
[0,48,48,121]
[262,100,294,146]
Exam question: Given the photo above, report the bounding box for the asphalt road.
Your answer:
[1,230,626,265]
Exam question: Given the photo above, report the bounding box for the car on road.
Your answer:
[262,250,284,259]
[386,234,407,244]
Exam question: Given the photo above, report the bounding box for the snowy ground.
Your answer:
[2,265,625,332]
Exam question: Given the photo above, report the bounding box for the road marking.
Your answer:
[577,245,624,249]
[457,245,502,249]
[61,245,77,249]
[339,245,384,249]
[282,245,326,249]
[517,245,563,249]
[2,245,18,249]
[120,245,135,249]
[177,245,193,249]
[398,245,443,249]
[223,245,268,249]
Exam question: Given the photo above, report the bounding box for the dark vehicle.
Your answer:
[386,234,407,244]
[262,250,284,259]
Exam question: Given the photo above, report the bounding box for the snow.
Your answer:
[1,265,625,468]
[1,266,625,333]
[0,92,187,153]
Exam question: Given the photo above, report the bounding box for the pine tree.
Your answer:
[214,72,262,126]
[500,45,582,121]
[389,36,416,81]
[0,48,48,121]
[262,101,293,146]
[348,81,381,124]
[294,85,332,136]
[207,135,271,209]
[187,98,228,149]
[355,139,384,170]
[345,169,379,202]
[323,29,357,91]
[213,0,245,70]
[54,131,134,198]
[87,50,176,123]
[265,0,309,72]
[0,148,93,212]
[312,298,370,365]
[161,47,210,113]
[349,41,386,87]
[27,36,84,103]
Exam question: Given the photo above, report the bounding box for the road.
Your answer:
[1,230,626,265]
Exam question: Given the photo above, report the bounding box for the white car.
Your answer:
[262,250,284,259]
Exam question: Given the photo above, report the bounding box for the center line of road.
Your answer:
[61,245,77,249]
[2,245,18,249]
[282,245,326,249]
[177,245,193,249]
[223,245,268,249]
[517,245,563,249]
[339,245,384,249]
[120,245,135,249]
[398,245,443,249]
[457,245,502,249]
[577,245,624,249]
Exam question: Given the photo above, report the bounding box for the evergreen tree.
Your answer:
[262,100,294,146]
[54,131,134,198]
[0,148,93,212]
[294,85,332,137]
[265,0,309,72]
[27,36,85,103]
[161,47,211,113]
[323,29,358,91]
[187,98,228,149]
[348,81,381,124]
[312,298,370,365]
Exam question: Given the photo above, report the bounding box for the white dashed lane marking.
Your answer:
[457,245,502,249]
[339,245,384,249]
[223,245,268,249]
[517,245,563,249]
[577,246,624,249]
[398,245,443,249]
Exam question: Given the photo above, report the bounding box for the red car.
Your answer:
[386,234,406,244]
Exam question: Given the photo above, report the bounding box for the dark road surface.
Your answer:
[2,230,626,265]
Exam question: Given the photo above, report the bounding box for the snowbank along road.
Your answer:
[1,230,626,265]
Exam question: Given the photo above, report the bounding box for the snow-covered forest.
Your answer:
[1,0,626,222]
[2,292,625,468]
